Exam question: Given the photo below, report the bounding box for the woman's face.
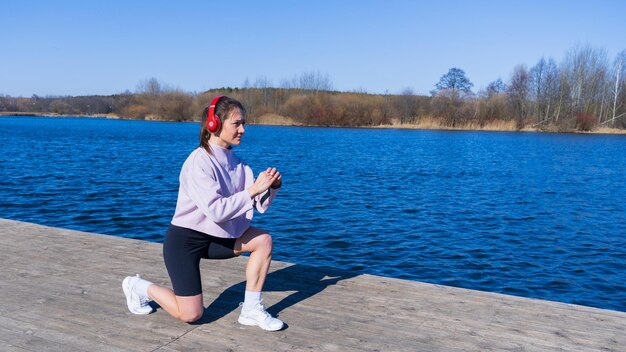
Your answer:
[215,108,246,147]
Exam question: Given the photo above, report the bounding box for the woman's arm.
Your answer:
[250,167,281,213]
[184,159,254,223]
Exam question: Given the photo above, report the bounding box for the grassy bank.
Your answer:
[254,113,626,135]
[4,111,626,135]
[0,111,121,119]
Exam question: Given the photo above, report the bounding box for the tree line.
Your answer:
[1,46,625,131]
[428,45,626,131]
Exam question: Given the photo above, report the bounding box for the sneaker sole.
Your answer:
[122,277,151,315]
[238,316,283,331]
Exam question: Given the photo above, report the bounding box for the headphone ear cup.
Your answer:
[206,114,221,133]
[206,95,224,133]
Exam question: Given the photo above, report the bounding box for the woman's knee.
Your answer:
[236,228,273,254]
[174,296,204,323]
[178,308,204,323]
[256,233,273,253]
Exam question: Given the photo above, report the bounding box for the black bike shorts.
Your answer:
[163,224,237,296]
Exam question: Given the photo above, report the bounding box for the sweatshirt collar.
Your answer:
[208,142,236,168]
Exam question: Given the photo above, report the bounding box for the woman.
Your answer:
[122,96,284,331]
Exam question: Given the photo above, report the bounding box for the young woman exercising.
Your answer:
[122,96,284,331]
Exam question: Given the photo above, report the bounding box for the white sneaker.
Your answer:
[238,301,284,331]
[122,275,153,315]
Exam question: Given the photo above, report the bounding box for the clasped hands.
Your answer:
[248,167,282,197]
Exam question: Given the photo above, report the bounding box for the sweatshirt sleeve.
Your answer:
[184,156,254,224]
[253,188,278,213]
[249,166,279,214]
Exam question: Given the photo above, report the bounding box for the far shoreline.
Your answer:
[2,111,625,136]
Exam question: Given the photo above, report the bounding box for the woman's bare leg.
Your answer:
[147,285,203,323]
[234,226,273,292]
[233,227,283,330]
[145,227,271,324]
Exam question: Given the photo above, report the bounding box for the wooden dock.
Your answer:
[1,218,624,351]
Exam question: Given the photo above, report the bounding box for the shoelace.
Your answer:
[132,274,150,307]
[240,300,273,320]
[254,303,271,319]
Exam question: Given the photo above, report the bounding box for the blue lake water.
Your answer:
[1,115,625,312]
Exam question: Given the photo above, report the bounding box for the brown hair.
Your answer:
[199,96,246,152]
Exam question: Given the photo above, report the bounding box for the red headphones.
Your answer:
[206,95,224,133]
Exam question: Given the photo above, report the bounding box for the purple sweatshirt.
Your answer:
[171,143,278,238]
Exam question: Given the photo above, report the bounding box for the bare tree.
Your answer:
[398,87,416,123]
[431,68,474,126]
[477,79,508,125]
[136,77,162,96]
[542,59,560,124]
[530,58,547,124]
[433,67,474,97]
[485,78,506,98]
[608,50,626,127]
[293,71,333,94]
[241,78,252,115]
[254,76,272,111]
[136,77,167,117]
[530,57,559,126]
[561,45,609,120]
[507,65,530,129]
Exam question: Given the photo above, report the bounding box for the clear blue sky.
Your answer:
[2,0,625,97]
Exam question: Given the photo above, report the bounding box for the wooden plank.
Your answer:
[1,218,624,352]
